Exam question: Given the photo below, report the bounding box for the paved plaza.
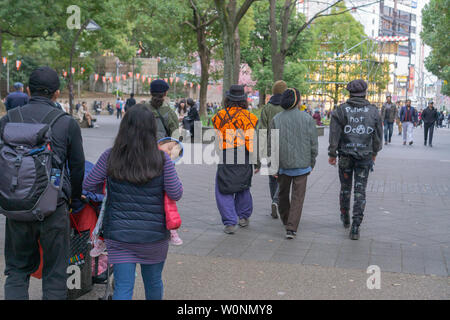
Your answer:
[1,115,449,299]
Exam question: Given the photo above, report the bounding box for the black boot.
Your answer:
[349,223,360,240]
[340,211,350,228]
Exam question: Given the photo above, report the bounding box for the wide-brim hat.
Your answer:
[226,84,247,102]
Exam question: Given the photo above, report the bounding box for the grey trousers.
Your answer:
[4,204,70,300]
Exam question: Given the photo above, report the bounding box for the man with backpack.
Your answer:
[0,66,85,300]
[116,97,124,120]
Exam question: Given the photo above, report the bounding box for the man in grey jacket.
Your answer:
[328,79,382,240]
[381,95,397,145]
[270,88,318,239]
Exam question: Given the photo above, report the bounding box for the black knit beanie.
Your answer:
[281,88,300,110]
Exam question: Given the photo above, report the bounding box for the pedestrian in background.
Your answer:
[421,101,438,147]
[381,95,397,145]
[83,104,183,300]
[328,79,382,240]
[212,85,258,234]
[258,80,287,219]
[116,97,124,120]
[124,93,136,113]
[270,88,318,239]
[148,79,179,140]
[399,99,418,145]
[5,82,29,111]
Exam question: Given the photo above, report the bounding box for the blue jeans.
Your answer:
[384,120,394,142]
[112,261,165,300]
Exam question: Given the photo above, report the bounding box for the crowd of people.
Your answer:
[0,65,446,301]
[380,96,447,147]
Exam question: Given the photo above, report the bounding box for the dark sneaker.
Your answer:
[238,218,249,227]
[424,141,427,146]
[384,141,388,145]
[403,141,406,145]
[349,224,360,240]
[429,143,432,147]
[409,141,413,145]
[271,202,279,219]
[286,230,296,239]
[340,212,350,228]
[224,225,237,234]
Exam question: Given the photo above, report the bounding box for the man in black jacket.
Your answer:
[1,66,85,300]
[421,101,438,147]
[328,79,382,240]
[124,93,136,112]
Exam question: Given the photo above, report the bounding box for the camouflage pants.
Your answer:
[338,156,372,226]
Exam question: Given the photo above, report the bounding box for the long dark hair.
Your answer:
[224,97,248,109]
[177,99,187,114]
[107,104,164,184]
[150,92,165,110]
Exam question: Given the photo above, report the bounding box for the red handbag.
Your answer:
[164,193,181,230]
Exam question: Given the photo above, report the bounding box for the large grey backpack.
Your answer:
[0,107,66,221]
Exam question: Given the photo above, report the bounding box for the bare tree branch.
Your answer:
[201,16,218,28]
[1,28,52,39]
[234,0,259,30]
[189,0,202,28]
[183,21,197,30]
[285,0,381,54]
[280,0,293,53]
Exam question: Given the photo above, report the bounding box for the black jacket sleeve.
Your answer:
[328,108,343,158]
[66,118,85,200]
[372,109,383,156]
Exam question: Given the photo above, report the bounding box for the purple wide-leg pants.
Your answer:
[215,176,253,226]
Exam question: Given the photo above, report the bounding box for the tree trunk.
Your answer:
[259,92,266,108]
[233,27,240,84]
[222,27,235,101]
[272,53,285,81]
[198,51,210,117]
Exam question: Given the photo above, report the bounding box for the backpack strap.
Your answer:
[40,108,67,128]
[40,109,67,166]
[153,106,170,137]
[7,107,24,123]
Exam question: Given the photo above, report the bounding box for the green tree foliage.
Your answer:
[241,0,313,106]
[421,0,450,96]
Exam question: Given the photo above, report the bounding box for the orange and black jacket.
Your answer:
[212,107,258,153]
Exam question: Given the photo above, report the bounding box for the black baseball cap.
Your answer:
[28,66,60,95]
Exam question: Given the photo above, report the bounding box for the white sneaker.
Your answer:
[170,230,183,246]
